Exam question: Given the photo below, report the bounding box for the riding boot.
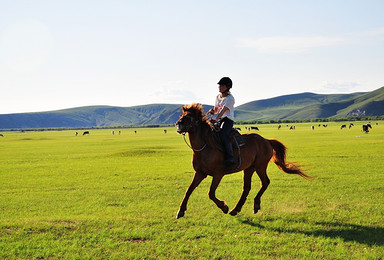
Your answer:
[224,141,235,165]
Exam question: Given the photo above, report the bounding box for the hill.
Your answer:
[0,104,188,129]
[277,86,384,119]
[234,92,363,120]
[0,87,383,129]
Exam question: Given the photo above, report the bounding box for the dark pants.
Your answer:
[219,117,234,162]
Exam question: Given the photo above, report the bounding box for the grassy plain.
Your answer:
[0,122,383,259]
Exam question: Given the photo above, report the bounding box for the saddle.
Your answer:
[212,127,246,152]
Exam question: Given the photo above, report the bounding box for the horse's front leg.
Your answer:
[176,172,206,219]
[208,174,229,214]
[229,168,254,216]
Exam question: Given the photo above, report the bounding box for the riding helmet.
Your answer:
[217,77,232,89]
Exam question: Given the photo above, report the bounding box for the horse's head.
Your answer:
[176,103,205,134]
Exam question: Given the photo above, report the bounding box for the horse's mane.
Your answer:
[182,103,212,129]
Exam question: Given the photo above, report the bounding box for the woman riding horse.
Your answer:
[176,103,311,219]
[209,77,236,166]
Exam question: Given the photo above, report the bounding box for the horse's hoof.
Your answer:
[221,205,229,214]
[254,205,261,214]
[229,210,238,216]
[176,210,185,219]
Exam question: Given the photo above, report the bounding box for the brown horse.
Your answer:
[175,103,311,219]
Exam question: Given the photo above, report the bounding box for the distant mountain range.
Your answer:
[235,86,384,121]
[1,86,383,129]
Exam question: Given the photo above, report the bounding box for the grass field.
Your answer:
[0,122,383,259]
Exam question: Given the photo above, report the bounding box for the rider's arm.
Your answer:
[216,106,229,121]
[209,106,219,115]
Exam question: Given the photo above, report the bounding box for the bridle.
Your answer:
[178,113,207,152]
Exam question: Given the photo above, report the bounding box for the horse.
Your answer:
[175,103,311,219]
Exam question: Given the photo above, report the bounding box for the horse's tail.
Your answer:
[269,139,312,180]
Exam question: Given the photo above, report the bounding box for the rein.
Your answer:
[182,133,207,152]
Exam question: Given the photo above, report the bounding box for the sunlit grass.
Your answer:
[0,123,383,259]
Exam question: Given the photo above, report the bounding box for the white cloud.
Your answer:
[237,27,384,54]
[151,82,199,104]
[237,35,347,54]
[316,81,362,93]
[360,27,384,37]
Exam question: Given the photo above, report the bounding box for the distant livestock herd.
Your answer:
[0,123,379,139]
[209,122,375,134]
[340,123,374,133]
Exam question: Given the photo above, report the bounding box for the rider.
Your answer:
[209,77,236,166]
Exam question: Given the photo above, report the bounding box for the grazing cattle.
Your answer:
[362,124,372,133]
[289,126,295,130]
[164,129,167,134]
[341,125,346,130]
[75,132,78,136]
[311,126,315,130]
[83,131,90,136]
[250,126,259,131]
[277,125,281,130]
[323,124,328,128]
[134,130,137,134]
[112,131,115,135]
[119,131,121,135]
[0,134,3,137]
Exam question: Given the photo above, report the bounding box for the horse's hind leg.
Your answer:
[177,172,206,219]
[229,167,255,216]
[208,174,229,214]
[254,162,270,214]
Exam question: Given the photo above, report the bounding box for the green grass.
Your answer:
[0,123,383,259]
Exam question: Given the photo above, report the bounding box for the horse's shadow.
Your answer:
[239,217,384,246]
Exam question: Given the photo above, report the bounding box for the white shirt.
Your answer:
[215,93,235,121]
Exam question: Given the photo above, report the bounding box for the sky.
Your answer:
[1,0,383,114]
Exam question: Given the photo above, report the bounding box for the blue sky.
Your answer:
[1,0,383,114]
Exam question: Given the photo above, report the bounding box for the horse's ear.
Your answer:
[182,104,195,113]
